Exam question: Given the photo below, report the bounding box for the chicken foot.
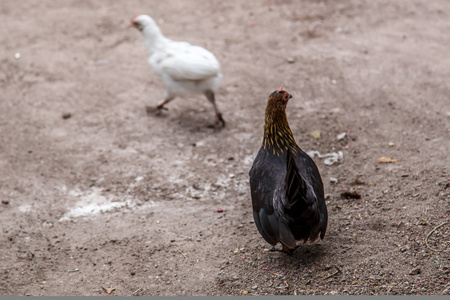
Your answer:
[270,244,301,255]
[205,90,225,128]
[146,97,173,115]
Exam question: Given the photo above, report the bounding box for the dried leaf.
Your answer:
[102,287,116,295]
[309,130,321,140]
[377,156,398,163]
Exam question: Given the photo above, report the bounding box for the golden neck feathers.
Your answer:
[262,90,299,156]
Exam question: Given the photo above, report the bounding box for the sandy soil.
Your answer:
[1,0,449,296]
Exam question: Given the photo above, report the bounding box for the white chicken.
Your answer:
[131,14,225,127]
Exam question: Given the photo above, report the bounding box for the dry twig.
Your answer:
[132,287,144,296]
[268,271,282,277]
[425,221,449,253]
[325,265,342,279]
[177,250,187,259]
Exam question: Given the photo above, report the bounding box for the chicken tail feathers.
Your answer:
[284,149,326,242]
[253,208,279,246]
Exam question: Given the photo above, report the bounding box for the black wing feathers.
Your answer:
[284,149,322,242]
[250,146,327,248]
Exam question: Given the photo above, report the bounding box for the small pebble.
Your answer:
[2,200,9,205]
[286,57,296,64]
[330,177,338,184]
[14,52,21,59]
[217,209,223,213]
[409,267,421,275]
[337,132,346,140]
[322,265,332,271]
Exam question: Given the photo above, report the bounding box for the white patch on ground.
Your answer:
[17,204,33,213]
[307,150,344,166]
[58,187,156,221]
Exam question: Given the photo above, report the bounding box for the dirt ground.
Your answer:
[0,0,449,296]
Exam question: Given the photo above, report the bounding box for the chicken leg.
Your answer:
[204,90,225,128]
[270,244,301,255]
[146,97,173,115]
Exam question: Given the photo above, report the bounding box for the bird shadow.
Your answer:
[266,242,330,269]
[147,106,224,134]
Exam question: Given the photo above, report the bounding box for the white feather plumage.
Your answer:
[132,15,225,126]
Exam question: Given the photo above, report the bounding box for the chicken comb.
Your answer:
[131,14,139,24]
[278,85,285,93]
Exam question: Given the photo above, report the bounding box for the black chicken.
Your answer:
[249,87,328,253]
